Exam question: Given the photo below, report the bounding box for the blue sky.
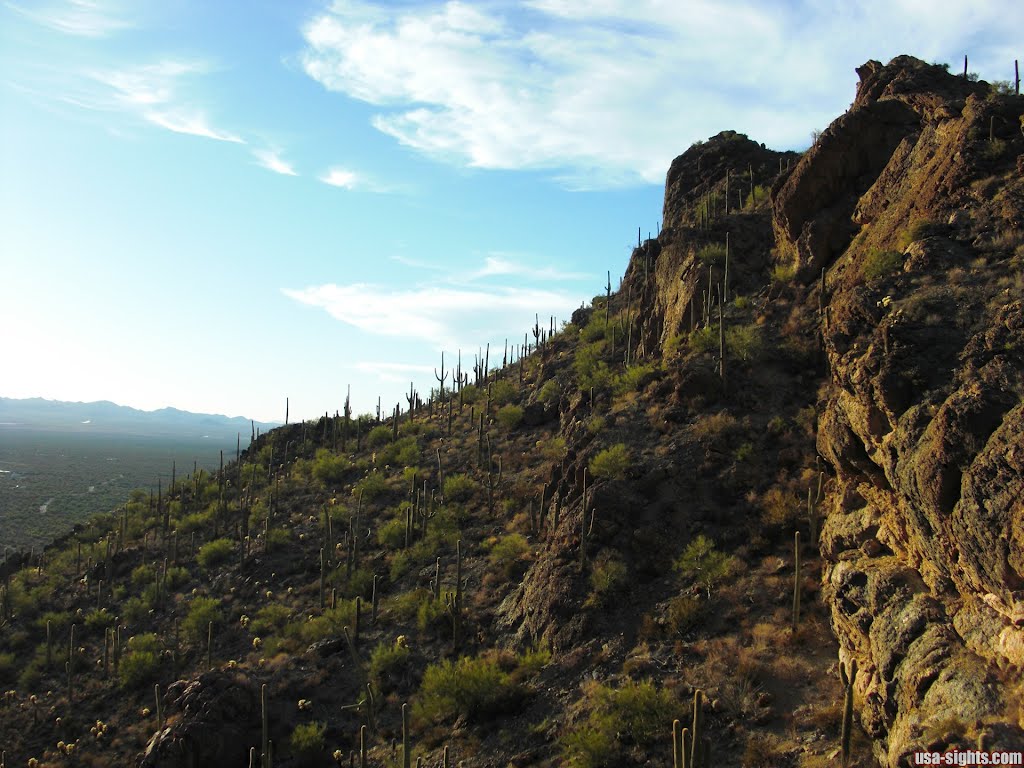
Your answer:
[0,0,1017,423]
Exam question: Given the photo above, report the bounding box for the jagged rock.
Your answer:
[139,670,261,768]
[793,56,1024,763]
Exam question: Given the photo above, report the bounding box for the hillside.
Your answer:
[0,56,1021,768]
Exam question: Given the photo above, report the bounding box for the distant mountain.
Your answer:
[0,397,280,440]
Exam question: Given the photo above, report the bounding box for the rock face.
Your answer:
[775,56,1024,763]
[140,671,261,768]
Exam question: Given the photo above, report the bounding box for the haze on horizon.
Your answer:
[1,0,1016,423]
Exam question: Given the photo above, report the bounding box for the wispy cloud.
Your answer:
[144,110,244,143]
[299,0,1017,188]
[466,255,590,282]
[353,361,436,384]
[320,167,358,189]
[253,149,298,176]
[61,60,245,143]
[283,282,580,351]
[6,0,134,37]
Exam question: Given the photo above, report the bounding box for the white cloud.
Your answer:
[299,0,1017,187]
[6,0,134,37]
[467,255,589,282]
[283,281,582,351]
[253,149,298,176]
[320,167,358,188]
[145,110,245,143]
[70,60,244,143]
[353,361,436,384]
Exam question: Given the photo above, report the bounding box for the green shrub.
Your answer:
[0,651,15,685]
[771,263,797,283]
[84,608,115,634]
[543,436,567,461]
[666,595,705,635]
[312,449,351,485]
[377,516,407,549]
[862,249,903,280]
[496,404,524,430]
[688,326,718,355]
[131,563,157,586]
[697,242,727,266]
[613,362,656,395]
[538,380,560,404]
[490,379,517,405]
[580,317,607,343]
[369,640,411,691]
[182,597,221,645]
[353,471,388,499]
[575,344,613,391]
[726,323,763,361]
[589,444,630,481]
[197,538,235,570]
[289,721,326,760]
[898,220,940,250]
[561,680,675,768]
[251,604,292,636]
[442,474,476,502]
[119,633,160,688]
[674,536,734,596]
[586,553,627,608]
[744,185,770,210]
[488,534,530,579]
[413,655,520,724]
[417,594,447,632]
[378,436,420,467]
[366,424,392,448]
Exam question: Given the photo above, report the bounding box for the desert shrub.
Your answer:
[119,633,160,688]
[697,242,727,266]
[250,604,292,636]
[586,415,606,435]
[761,487,801,528]
[575,344,613,391]
[266,528,291,549]
[378,436,420,467]
[131,563,157,586]
[689,411,738,443]
[490,379,517,405]
[744,185,770,210]
[496,404,524,430]
[84,608,115,633]
[413,655,520,724]
[488,534,530,579]
[369,640,411,691]
[182,597,221,644]
[586,553,627,607]
[299,600,358,644]
[743,733,784,768]
[561,680,675,768]
[674,536,734,596]
[898,220,941,250]
[771,262,797,283]
[289,721,326,760]
[377,516,407,549]
[538,379,560,404]
[543,436,567,461]
[417,594,447,632]
[862,249,903,280]
[666,595,705,635]
[589,444,630,481]
[366,424,392,448]
[613,362,657,395]
[197,538,235,570]
[442,474,476,502]
[580,316,607,343]
[354,471,388,500]
[312,449,351,485]
[725,324,763,361]
[0,651,15,684]
[688,326,718,354]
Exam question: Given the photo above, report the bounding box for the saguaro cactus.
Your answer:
[840,659,857,767]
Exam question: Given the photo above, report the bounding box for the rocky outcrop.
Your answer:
[781,56,1024,763]
[139,670,262,768]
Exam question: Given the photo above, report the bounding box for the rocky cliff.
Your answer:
[645,56,1024,763]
